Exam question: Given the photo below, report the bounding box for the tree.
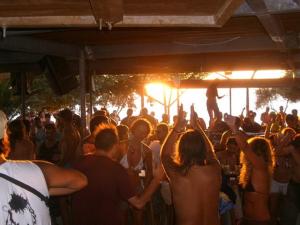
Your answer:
[255,71,300,109]
[0,71,209,119]
[0,78,21,119]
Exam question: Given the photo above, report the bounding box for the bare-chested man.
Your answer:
[268,128,296,225]
[216,137,240,176]
[161,104,221,225]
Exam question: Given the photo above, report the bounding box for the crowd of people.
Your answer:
[0,102,300,225]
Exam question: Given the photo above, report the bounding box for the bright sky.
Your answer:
[120,70,299,126]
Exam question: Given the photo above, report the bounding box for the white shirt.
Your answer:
[0,160,51,225]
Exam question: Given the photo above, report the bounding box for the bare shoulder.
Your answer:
[33,160,55,172]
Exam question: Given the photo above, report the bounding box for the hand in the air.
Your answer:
[190,104,198,130]
[174,104,186,132]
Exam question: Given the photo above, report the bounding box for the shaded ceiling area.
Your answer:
[0,0,300,74]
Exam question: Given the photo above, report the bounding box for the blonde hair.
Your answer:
[239,136,274,188]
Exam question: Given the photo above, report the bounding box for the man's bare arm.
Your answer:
[190,105,219,164]
[35,161,88,196]
[128,165,166,209]
[161,104,185,175]
[140,164,166,203]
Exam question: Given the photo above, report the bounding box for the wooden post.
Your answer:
[21,73,26,119]
[163,86,167,114]
[229,88,232,115]
[89,72,93,120]
[79,50,87,131]
[141,85,145,109]
[246,88,249,115]
[177,89,180,114]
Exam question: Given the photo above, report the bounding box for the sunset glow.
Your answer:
[142,70,292,124]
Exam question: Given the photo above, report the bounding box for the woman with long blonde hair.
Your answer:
[226,116,274,225]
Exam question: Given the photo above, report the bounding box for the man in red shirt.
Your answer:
[71,124,144,225]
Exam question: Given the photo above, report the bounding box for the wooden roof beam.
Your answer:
[90,36,279,59]
[179,78,300,88]
[246,0,292,51]
[214,0,245,26]
[0,63,42,73]
[88,0,123,29]
[0,51,43,64]
[0,36,80,58]
[0,15,218,28]
[83,51,300,74]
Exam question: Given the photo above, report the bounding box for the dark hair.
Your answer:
[286,114,295,123]
[226,137,237,146]
[157,123,169,133]
[7,119,26,150]
[94,124,119,151]
[141,108,148,115]
[44,122,56,130]
[130,118,151,134]
[90,115,109,133]
[59,108,73,123]
[127,108,133,115]
[117,124,129,141]
[45,113,51,119]
[291,134,300,149]
[34,116,42,124]
[72,114,82,130]
[175,130,206,175]
[22,119,31,134]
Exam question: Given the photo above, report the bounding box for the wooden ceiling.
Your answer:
[0,0,243,27]
[0,0,300,74]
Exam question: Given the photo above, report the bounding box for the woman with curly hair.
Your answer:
[226,116,274,225]
[120,118,153,225]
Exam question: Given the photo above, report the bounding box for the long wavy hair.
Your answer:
[174,130,207,175]
[239,136,274,188]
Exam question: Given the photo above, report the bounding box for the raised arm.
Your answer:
[225,116,266,169]
[161,104,185,175]
[264,121,272,139]
[273,131,296,156]
[35,161,87,196]
[190,105,218,164]
[138,164,166,203]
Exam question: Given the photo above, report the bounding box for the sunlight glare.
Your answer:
[145,83,176,104]
[143,70,289,125]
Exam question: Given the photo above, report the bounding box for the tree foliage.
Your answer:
[0,71,208,118]
[0,78,21,119]
[255,71,300,109]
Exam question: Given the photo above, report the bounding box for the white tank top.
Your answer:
[120,143,145,171]
[0,160,51,225]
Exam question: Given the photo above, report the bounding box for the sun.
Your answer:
[145,83,175,103]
